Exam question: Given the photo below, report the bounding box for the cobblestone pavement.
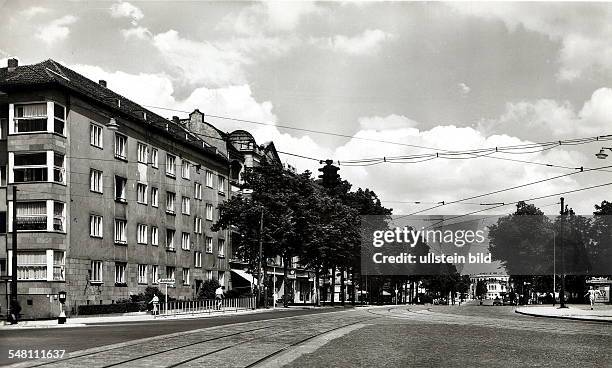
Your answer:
[4,306,611,368]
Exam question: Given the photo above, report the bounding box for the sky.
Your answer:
[2,1,612,217]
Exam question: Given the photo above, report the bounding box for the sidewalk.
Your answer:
[515,304,612,323]
[0,305,329,330]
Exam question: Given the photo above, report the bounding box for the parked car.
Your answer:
[493,296,503,306]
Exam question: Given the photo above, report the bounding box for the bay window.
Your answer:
[7,250,66,281]
[10,200,65,232]
[10,102,66,135]
[10,151,65,184]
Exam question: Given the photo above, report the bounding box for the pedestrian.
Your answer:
[149,294,160,315]
[585,286,600,310]
[215,285,225,310]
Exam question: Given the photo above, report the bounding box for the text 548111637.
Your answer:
[8,350,65,360]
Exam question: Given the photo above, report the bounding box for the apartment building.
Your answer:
[0,59,238,318]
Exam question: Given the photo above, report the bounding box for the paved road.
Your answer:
[2,305,611,367]
[0,307,347,367]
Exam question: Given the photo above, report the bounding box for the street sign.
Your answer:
[158,278,175,285]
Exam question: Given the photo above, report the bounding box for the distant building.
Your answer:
[469,272,510,299]
[0,59,243,318]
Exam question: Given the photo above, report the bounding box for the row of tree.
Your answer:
[213,159,391,307]
[213,159,611,306]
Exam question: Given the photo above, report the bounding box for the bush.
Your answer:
[129,287,168,303]
[197,279,220,300]
[77,301,147,316]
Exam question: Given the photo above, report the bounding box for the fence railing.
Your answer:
[154,297,256,318]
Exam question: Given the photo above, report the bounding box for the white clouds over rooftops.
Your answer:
[35,15,78,45]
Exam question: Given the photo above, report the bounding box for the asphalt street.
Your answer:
[1,305,610,368]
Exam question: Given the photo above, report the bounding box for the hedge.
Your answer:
[77,301,148,315]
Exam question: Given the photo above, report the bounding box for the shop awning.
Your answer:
[231,269,258,286]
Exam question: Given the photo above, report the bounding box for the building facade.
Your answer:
[469,273,510,300]
[0,59,239,319]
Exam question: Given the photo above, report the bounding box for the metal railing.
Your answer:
[155,297,256,318]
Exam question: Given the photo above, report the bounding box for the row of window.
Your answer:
[90,215,225,254]
[91,170,217,218]
[90,261,226,287]
[91,124,227,192]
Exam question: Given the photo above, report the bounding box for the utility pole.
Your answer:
[9,186,18,324]
[559,197,568,309]
[257,207,264,308]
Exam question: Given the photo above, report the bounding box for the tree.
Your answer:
[590,200,612,274]
[197,279,220,300]
[476,280,487,300]
[488,202,554,275]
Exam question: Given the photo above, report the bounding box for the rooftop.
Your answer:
[0,59,228,163]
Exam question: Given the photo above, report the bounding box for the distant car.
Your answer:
[493,297,502,306]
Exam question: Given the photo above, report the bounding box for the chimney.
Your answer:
[172,116,180,124]
[7,58,18,72]
[99,80,107,88]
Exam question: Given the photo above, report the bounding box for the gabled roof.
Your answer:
[0,59,228,163]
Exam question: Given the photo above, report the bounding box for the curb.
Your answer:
[514,309,612,324]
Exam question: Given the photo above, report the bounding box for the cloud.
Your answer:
[110,1,144,25]
[358,115,419,130]
[220,1,320,34]
[482,88,612,137]
[152,29,295,87]
[152,30,247,87]
[449,3,612,81]
[67,63,606,217]
[35,15,78,45]
[314,29,394,55]
[20,6,49,19]
[458,82,471,95]
[121,26,152,40]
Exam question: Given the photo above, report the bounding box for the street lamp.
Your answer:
[595,147,612,159]
[106,117,119,131]
[58,291,67,324]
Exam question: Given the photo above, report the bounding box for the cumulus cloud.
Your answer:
[358,115,419,130]
[152,30,294,87]
[449,2,612,81]
[20,6,49,19]
[220,1,320,34]
[483,88,612,137]
[67,63,605,216]
[110,1,144,24]
[313,29,394,55]
[121,26,152,40]
[458,82,471,95]
[36,15,78,44]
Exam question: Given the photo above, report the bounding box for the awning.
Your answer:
[231,269,258,286]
